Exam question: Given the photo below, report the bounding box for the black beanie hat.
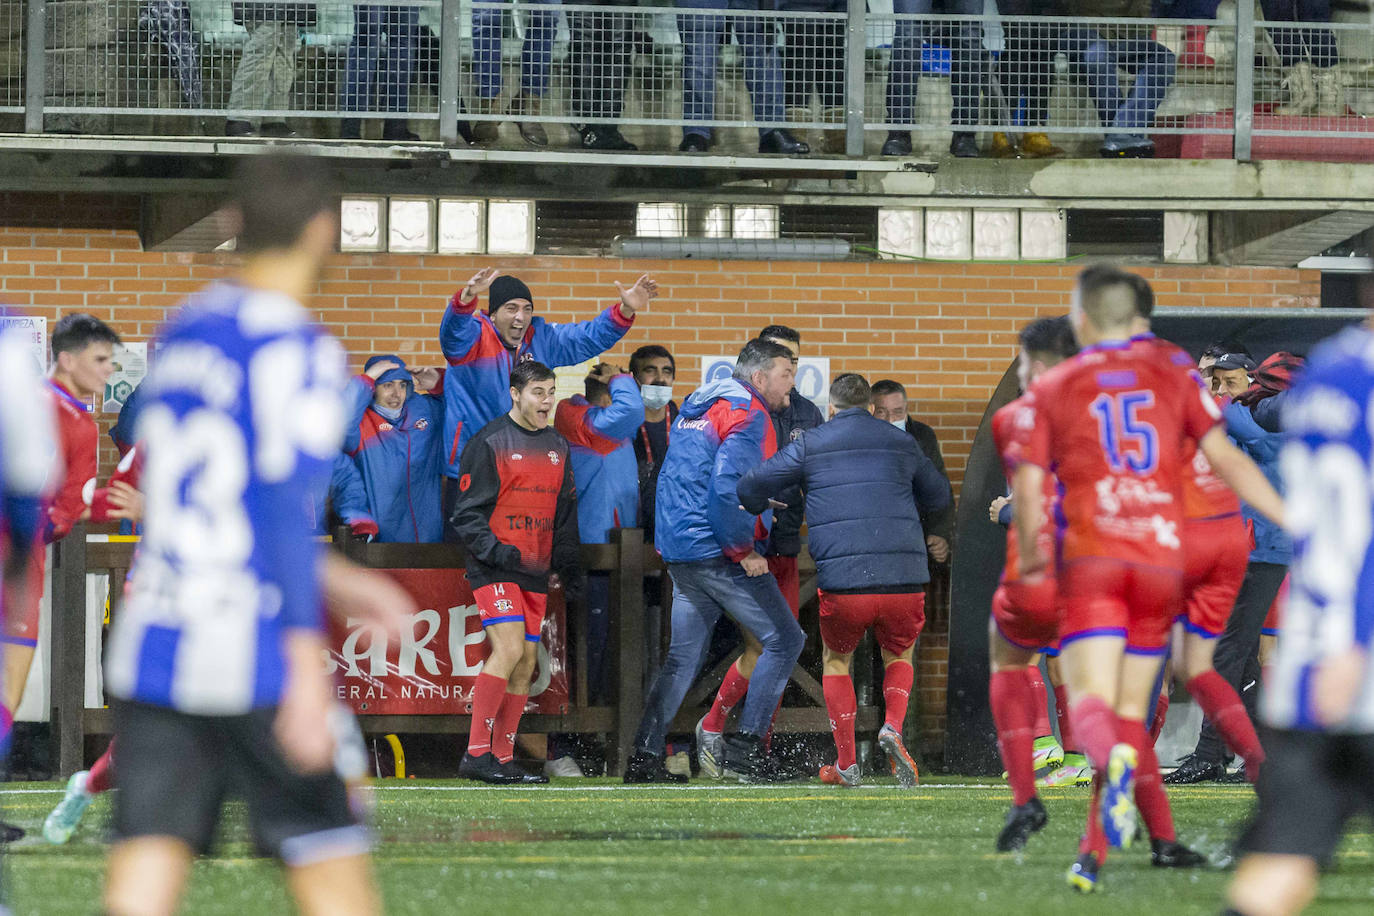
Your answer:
[488,276,533,314]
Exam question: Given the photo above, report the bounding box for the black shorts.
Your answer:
[112,700,368,864]
[1238,727,1374,867]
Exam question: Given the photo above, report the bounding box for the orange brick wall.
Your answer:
[0,198,1323,758]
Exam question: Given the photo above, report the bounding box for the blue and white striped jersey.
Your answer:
[1266,325,1374,734]
[0,326,58,597]
[104,283,345,715]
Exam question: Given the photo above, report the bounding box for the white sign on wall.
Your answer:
[0,315,48,377]
[701,355,831,412]
[103,341,147,414]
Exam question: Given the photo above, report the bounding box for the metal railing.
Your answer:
[6,1,1374,158]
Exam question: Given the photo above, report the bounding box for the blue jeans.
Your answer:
[342,5,420,113]
[887,0,983,127]
[634,558,805,755]
[1066,29,1176,135]
[472,0,560,99]
[677,0,785,139]
[1259,0,1337,69]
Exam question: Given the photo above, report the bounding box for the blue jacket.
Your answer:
[324,453,376,534]
[765,387,825,557]
[655,377,778,564]
[738,408,953,593]
[438,293,635,475]
[555,375,645,545]
[343,368,446,543]
[1224,399,1291,565]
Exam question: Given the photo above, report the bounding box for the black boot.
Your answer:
[382,119,420,143]
[581,125,637,151]
[949,131,980,158]
[679,133,710,153]
[881,130,911,156]
[758,128,809,155]
[995,796,1048,852]
[722,732,800,783]
[498,758,548,785]
[1163,754,1227,784]
[623,750,688,784]
[458,752,526,785]
[1151,837,1207,868]
[225,119,255,137]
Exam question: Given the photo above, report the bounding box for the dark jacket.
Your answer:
[232,2,316,26]
[765,387,825,557]
[905,417,956,543]
[738,408,952,593]
[633,401,678,541]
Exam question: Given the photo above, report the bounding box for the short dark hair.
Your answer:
[510,360,556,392]
[829,373,871,410]
[870,379,908,401]
[1075,265,1152,329]
[52,313,119,357]
[759,325,801,346]
[734,338,794,381]
[1019,316,1079,361]
[584,376,610,402]
[232,153,338,254]
[629,344,675,377]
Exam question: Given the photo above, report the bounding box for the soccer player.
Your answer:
[1012,266,1284,891]
[737,373,950,788]
[1224,320,1374,916]
[101,154,413,916]
[988,315,1079,851]
[450,360,583,786]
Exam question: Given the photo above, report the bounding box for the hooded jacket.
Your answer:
[555,374,645,545]
[654,377,777,564]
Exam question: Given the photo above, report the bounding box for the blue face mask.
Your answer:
[374,403,403,422]
[640,385,673,410]
[890,419,906,430]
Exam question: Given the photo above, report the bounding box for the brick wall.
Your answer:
[0,203,1322,757]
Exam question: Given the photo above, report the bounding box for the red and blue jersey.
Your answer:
[654,377,778,564]
[438,292,634,475]
[554,374,645,545]
[992,395,1057,585]
[45,379,99,544]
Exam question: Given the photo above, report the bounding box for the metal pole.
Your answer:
[439,0,462,145]
[49,526,88,778]
[1232,0,1255,161]
[844,0,865,157]
[609,527,645,777]
[24,0,45,134]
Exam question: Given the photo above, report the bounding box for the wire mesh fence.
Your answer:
[0,0,23,112]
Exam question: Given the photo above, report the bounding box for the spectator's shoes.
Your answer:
[679,134,710,153]
[989,132,1017,158]
[1163,754,1227,785]
[1066,852,1100,893]
[339,118,363,141]
[1099,135,1154,158]
[1150,838,1207,868]
[623,751,689,784]
[819,762,860,787]
[881,131,912,157]
[472,99,500,143]
[949,131,979,158]
[581,127,637,151]
[259,122,297,139]
[878,724,919,788]
[543,756,585,779]
[500,759,548,784]
[224,119,255,138]
[382,121,421,143]
[995,796,1047,853]
[722,732,801,783]
[43,770,93,844]
[1019,132,1064,158]
[758,129,810,155]
[507,93,548,147]
[0,821,23,844]
[1101,743,1139,850]
[695,717,724,780]
[459,751,528,785]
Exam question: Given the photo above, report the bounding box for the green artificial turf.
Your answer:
[2,778,1372,914]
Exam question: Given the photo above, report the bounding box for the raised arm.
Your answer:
[738,436,806,517]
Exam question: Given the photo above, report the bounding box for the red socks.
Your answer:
[467,671,507,756]
[1149,691,1170,744]
[1053,685,1077,752]
[822,674,858,770]
[1187,669,1265,777]
[1120,718,1175,843]
[989,669,1037,807]
[1071,695,1120,771]
[704,664,750,733]
[492,692,529,764]
[86,742,116,794]
[1080,774,1109,864]
[1027,665,1051,738]
[883,661,914,733]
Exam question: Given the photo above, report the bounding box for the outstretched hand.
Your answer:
[459,266,501,302]
[615,274,659,316]
[410,367,441,391]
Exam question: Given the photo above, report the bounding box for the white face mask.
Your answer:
[374,403,403,422]
[890,419,906,430]
[641,385,673,410]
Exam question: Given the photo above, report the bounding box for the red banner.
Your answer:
[326,568,569,716]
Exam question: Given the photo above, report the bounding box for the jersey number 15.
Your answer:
[1090,391,1159,474]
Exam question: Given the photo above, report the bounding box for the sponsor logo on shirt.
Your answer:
[379,423,393,432]
[415,418,429,430]
[494,598,514,613]
[548,450,560,465]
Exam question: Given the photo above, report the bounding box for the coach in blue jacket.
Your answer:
[738,373,951,786]
[344,354,446,543]
[626,338,805,784]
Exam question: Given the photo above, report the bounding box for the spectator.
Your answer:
[343,354,446,543]
[1064,2,1176,158]
[870,379,954,563]
[1261,0,1341,116]
[778,0,847,155]
[992,0,1064,158]
[676,0,811,154]
[626,338,805,783]
[438,267,657,534]
[225,2,316,137]
[340,5,422,142]
[630,344,678,541]
[324,453,380,540]
[110,380,146,458]
[568,0,638,150]
[1211,349,1257,400]
[883,0,984,159]
[739,373,951,788]
[471,0,559,146]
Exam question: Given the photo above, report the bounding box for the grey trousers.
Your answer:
[229,21,300,121]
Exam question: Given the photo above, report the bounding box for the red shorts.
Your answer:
[818,590,925,656]
[767,555,800,619]
[474,582,548,644]
[991,575,1058,652]
[1180,517,1249,638]
[1058,557,1182,655]
[2,545,45,648]
[1263,575,1289,636]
